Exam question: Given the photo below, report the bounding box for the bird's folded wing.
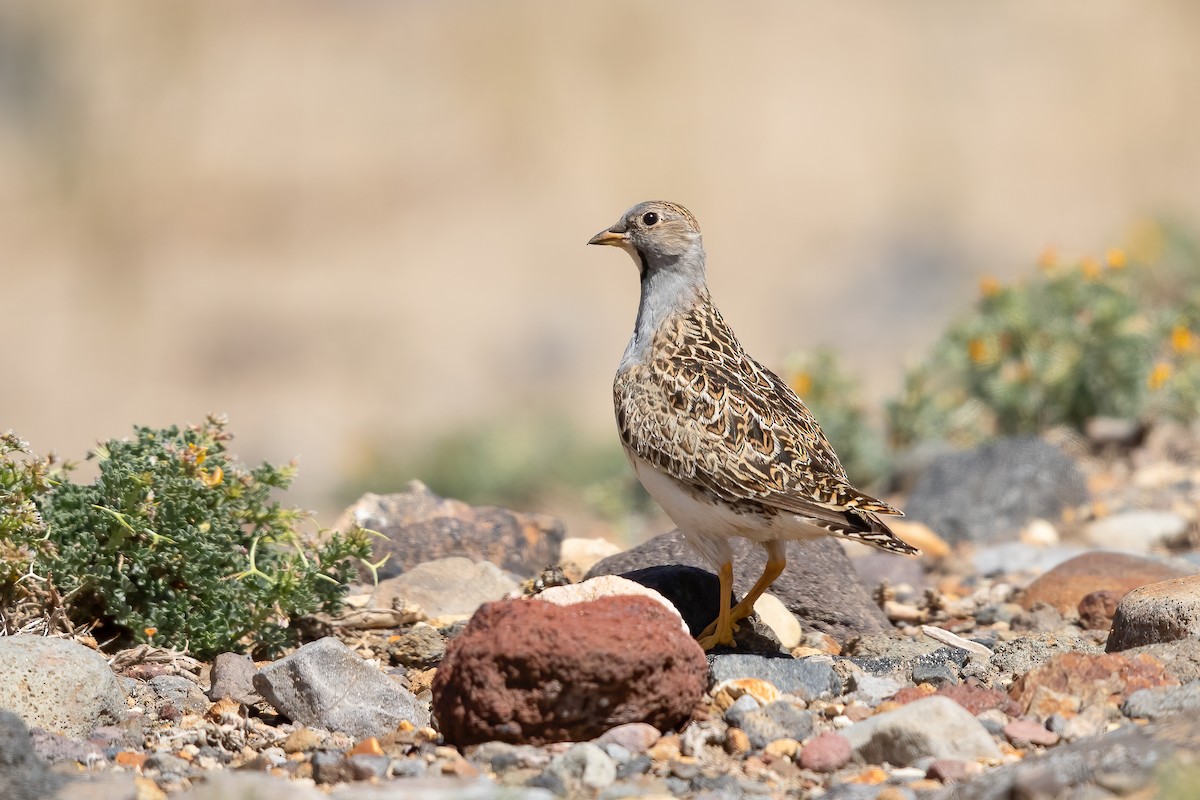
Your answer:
[616,346,902,521]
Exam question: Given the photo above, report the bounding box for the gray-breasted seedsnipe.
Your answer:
[588,201,919,650]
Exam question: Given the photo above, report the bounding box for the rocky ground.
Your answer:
[5,426,1200,800]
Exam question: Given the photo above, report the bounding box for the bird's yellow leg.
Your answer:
[725,540,787,625]
[697,560,736,650]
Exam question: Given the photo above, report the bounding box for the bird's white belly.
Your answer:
[629,454,824,567]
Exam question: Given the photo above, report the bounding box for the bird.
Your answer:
[588,201,919,650]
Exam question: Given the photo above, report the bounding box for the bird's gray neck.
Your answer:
[619,248,708,370]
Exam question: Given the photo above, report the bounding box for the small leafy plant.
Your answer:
[2,416,371,658]
[889,221,1200,448]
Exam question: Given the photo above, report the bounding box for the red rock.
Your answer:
[1019,553,1188,615]
[1108,575,1200,651]
[935,684,1021,716]
[927,758,973,783]
[1078,589,1124,631]
[1009,651,1177,714]
[431,596,707,746]
[1003,718,1059,747]
[888,684,938,705]
[798,731,851,772]
[596,722,662,754]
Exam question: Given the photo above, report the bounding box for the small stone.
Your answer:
[752,593,803,649]
[388,624,446,668]
[1004,718,1060,747]
[708,654,842,700]
[149,676,209,715]
[1020,551,1189,616]
[374,557,519,619]
[763,738,799,759]
[798,731,851,772]
[725,727,750,756]
[595,722,662,755]
[712,678,781,710]
[1084,510,1189,553]
[1061,704,1108,741]
[1122,681,1200,721]
[911,660,958,688]
[253,637,430,739]
[1109,575,1200,651]
[841,696,1001,766]
[725,701,813,749]
[1078,589,1124,631]
[536,575,686,631]
[1009,651,1176,715]
[559,536,622,579]
[207,653,262,705]
[848,672,908,706]
[281,727,326,754]
[927,758,975,782]
[647,734,681,762]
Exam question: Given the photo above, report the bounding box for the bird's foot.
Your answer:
[697,617,739,650]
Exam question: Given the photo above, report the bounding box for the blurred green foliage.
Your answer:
[783,350,891,488]
[1,416,371,658]
[344,414,654,526]
[888,219,1200,448]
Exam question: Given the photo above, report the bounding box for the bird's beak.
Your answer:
[588,226,628,247]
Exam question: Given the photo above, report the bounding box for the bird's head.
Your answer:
[588,201,705,279]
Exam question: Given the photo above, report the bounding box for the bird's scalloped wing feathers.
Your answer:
[616,299,904,524]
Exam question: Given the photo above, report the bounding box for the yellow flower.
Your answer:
[979,276,1002,297]
[968,338,990,364]
[1037,246,1059,272]
[201,466,224,487]
[790,371,812,396]
[1148,361,1172,390]
[1172,325,1193,353]
[1105,248,1127,269]
[1080,256,1101,280]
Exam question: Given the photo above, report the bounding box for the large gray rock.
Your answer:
[903,437,1087,544]
[335,482,563,580]
[0,712,67,800]
[587,530,890,640]
[373,557,518,619]
[1108,574,1200,651]
[1122,682,1200,721]
[0,635,128,737]
[841,695,1001,765]
[253,637,429,738]
[928,713,1200,800]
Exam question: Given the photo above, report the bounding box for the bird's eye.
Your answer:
[642,212,659,226]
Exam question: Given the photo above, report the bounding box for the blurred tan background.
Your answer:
[3,1,1199,523]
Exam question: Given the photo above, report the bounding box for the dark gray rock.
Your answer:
[588,531,890,640]
[1122,682,1200,721]
[725,700,813,748]
[389,624,447,668]
[927,714,1200,800]
[0,712,68,800]
[0,635,128,737]
[709,654,843,700]
[335,483,563,580]
[904,437,1088,544]
[149,675,209,714]
[207,652,262,705]
[253,636,430,738]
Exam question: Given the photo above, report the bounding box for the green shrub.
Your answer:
[888,221,1200,448]
[3,416,371,658]
[783,349,890,488]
